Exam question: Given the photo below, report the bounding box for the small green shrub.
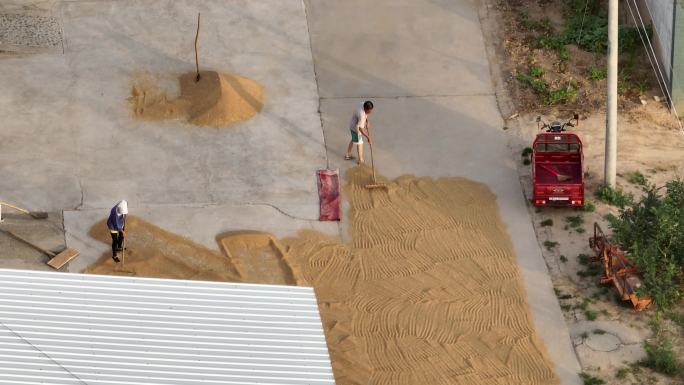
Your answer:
[588,67,607,80]
[543,240,559,250]
[578,253,590,265]
[540,219,553,227]
[523,158,531,165]
[560,255,568,263]
[615,367,630,379]
[584,309,599,321]
[627,171,647,186]
[581,200,596,212]
[593,329,606,335]
[666,311,684,327]
[521,147,533,157]
[595,185,634,208]
[574,298,590,311]
[517,67,548,94]
[580,331,589,339]
[559,294,573,300]
[546,80,578,104]
[641,338,681,375]
[577,265,602,278]
[559,45,571,61]
[565,215,584,228]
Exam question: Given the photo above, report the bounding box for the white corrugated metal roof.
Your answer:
[0,268,334,385]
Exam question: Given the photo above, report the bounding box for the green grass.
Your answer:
[615,367,630,379]
[581,200,596,212]
[559,45,571,61]
[565,215,584,228]
[519,12,552,33]
[595,185,634,208]
[641,338,682,375]
[666,311,684,327]
[517,66,548,94]
[580,372,605,385]
[627,170,647,186]
[521,147,533,157]
[588,67,607,80]
[584,309,599,321]
[540,219,553,227]
[546,80,578,104]
[578,253,590,265]
[543,240,559,250]
[576,264,602,278]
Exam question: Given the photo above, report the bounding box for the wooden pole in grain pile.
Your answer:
[195,12,201,82]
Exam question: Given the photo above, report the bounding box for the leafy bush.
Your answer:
[609,180,684,310]
[560,0,650,54]
[641,338,681,375]
[540,219,553,227]
[588,67,607,80]
[560,255,568,263]
[595,185,634,208]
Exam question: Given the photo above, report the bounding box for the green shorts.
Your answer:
[350,130,363,144]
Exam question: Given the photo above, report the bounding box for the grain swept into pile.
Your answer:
[84,216,241,282]
[85,167,558,385]
[130,70,263,127]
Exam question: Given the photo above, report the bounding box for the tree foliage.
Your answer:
[608,180,684,310]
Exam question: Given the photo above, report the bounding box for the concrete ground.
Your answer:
[1,0,580,383]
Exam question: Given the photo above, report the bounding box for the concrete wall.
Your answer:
[642,0,674,86]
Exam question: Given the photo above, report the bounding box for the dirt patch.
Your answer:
[130,70,263,127]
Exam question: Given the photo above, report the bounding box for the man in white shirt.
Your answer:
[344,100,374,164]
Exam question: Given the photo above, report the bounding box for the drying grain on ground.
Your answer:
[129,70,263,127]
[86,167,558,385]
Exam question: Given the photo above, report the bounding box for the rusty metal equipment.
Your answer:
[588,222,652,311]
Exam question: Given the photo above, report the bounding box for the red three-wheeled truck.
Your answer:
[532,114,585,207]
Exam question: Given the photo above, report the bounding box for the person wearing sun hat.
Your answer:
[106,200,128,263]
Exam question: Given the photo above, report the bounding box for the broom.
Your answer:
[0,201,48,219]
[538,164,572,182]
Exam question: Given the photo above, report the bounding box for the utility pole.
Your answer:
[605,0,618,188]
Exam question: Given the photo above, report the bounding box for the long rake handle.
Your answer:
[367,126,378,184]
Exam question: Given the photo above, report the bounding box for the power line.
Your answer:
[626,0,684,132]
